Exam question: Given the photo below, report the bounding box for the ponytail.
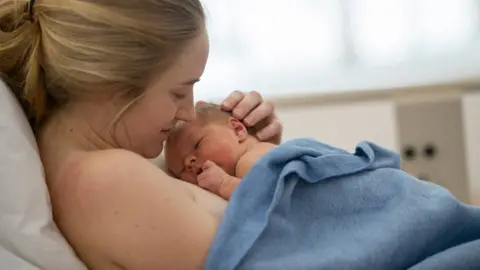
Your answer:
[24,24,47,129]
[3,0,206,133]
[0,0,47,130]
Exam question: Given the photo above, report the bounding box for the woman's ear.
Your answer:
[227,117,248,142]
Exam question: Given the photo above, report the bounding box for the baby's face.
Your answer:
[165,117,246,184]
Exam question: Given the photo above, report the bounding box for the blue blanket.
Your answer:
[205,138,480,270]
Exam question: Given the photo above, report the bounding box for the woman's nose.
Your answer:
[176,106,195,122]
[184,155,199,173]
[176,96,195,122]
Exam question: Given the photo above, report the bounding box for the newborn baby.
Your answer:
[165,102,275,199]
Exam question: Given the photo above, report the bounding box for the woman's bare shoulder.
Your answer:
[70,149,167,188]
[58,149,218,270]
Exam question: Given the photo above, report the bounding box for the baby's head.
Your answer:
[165,102,258,184]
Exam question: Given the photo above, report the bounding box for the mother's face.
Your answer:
[115,32,210,159]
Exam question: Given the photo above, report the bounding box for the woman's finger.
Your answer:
[231,91,263,120]
[256,117,283,142]
[243,101,274,127]
[221,91,245,111]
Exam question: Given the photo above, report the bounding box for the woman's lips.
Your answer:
[161,128,174,135]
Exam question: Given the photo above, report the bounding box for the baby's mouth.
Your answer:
[194,166,203,175]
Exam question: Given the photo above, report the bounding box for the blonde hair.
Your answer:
[0,0,205,129]
[195,102,256,135]
[195,102,230,123]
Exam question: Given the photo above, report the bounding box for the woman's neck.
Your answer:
[37,103,119,184]
[43,102,121,149]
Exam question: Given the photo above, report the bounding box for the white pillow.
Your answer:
[151,153,168,171]
[0,80,87,270]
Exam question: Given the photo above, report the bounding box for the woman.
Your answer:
[0,1,282,269]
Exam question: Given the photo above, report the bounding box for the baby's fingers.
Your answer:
[202,160,216,171]
[197,172,210,187]
[197,172,216,192]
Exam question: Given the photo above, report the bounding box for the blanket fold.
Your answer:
[205,138,480,270]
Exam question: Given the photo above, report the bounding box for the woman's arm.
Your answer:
[62,149,218,270]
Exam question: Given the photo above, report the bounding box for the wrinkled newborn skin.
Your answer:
[165,104,274,200]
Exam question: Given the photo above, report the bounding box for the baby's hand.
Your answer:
[197,160,229,195]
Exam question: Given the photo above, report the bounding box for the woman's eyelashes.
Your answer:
[171,87,194,101]
[172,93,186,100]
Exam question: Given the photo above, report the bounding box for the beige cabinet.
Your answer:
[276,88,479,204]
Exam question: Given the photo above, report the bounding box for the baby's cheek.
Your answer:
[208,149,237,174]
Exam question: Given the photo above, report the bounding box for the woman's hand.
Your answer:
[221,90,283,144]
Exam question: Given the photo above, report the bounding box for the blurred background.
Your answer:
[198,0,480,98]
[197,0,480,204]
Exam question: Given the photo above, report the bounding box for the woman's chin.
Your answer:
[142,142,164,160]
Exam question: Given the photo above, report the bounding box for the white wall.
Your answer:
[463,92,480,205]
[277,100,398,152]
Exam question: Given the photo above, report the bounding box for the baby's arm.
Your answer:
[198,143,275,200]
[198,161,240,200]
[218,175,241,200]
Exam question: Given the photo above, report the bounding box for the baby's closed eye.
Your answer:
[194,138,203,149]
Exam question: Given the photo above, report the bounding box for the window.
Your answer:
[196,0,480,101]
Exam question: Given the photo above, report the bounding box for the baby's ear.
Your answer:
[227,117,248,142]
